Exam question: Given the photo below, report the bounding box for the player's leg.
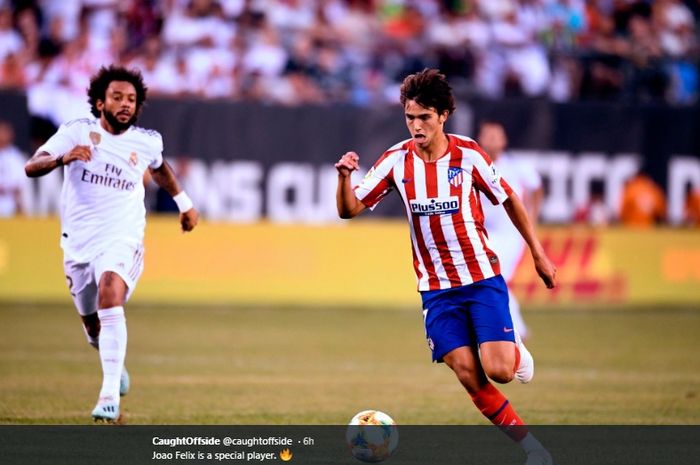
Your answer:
[441,347,529,436]
[423,285,550,463]
[91,244,144,422]
[471,275,534,384]
[444,347,550,463]
[423,287,525,426]
[78,303,129,398]
[91,270,128,422]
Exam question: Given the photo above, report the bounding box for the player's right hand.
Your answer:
[180,208,199,233]
[64,145,92,164]
[335,151,360,177]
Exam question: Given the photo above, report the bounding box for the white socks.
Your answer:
[97,306,127,403]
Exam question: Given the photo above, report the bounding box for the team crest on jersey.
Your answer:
[129,152,138,167]
[447,167,465,187]
[89,131,101,146]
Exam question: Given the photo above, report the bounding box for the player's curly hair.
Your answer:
[87,65,148,118]
[400,68,456,116]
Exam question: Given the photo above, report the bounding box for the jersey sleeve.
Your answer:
[353,152,397,210]
[149,132,164,169]
[470,146,513,206]
[36,120,83,158]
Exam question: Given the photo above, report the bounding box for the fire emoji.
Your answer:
[279,448,293,461]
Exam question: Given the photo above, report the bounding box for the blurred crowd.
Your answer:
[1,0,699,226]
[0,0,698,125]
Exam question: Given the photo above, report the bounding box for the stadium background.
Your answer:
[1,0,699,425]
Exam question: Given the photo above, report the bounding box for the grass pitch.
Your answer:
[0,302,698,424]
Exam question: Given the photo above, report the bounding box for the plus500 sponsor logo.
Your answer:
[410,196,460,216]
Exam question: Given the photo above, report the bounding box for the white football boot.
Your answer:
[515,331,534,384]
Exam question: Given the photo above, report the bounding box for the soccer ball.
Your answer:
[346,410,399,463]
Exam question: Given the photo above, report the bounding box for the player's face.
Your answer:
[404,100,448,150]
[478,123,507,159]
[97,81,138,134]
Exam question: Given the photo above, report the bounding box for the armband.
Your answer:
[173,191,194,213]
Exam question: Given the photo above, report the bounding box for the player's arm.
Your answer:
[25,146,92,178]
[335,151,366,219]
[502,192,557,289]
[149,160,199,232]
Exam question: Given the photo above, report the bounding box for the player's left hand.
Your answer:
[179,208,199,232]
[533,252,557,289]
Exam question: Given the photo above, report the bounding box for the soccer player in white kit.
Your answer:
[336,69,556,465]
[25,65,199,423]
[478,121,543,340]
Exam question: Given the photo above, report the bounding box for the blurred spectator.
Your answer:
[683,185,700,227]
[619,168,667,227]
[0,7,23,62]
[574,180,612,226]
[0,0,696,107]
[0,121,27,216]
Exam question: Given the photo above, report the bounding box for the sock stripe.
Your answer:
[486,400,510,421]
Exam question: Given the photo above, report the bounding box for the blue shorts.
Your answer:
[421,275,515,363]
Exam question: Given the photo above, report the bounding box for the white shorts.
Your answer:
[64,243,145,316]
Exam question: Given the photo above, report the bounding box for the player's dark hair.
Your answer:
[400,69,456,116]
[87,65,148,118]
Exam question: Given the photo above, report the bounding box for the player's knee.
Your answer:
[97,272,127,308]
[449,361,480,391]
[483,361,515,384]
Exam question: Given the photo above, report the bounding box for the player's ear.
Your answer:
[439,110,449,124]
[96,99,104,113]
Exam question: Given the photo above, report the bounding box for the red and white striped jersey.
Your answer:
[354,134,513,291]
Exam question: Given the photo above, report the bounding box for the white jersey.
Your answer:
[38,118,163,262]
[481,153,541,280]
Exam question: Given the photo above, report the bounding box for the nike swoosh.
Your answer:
[402,178,412,183]
[503,327,514,333]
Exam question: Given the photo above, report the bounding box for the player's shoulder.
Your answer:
[61,118,97,129]
[374,138,411,167]
[130,125,162,140]
[386,138,413,153]
[129,125,163,149]
[449,133,479,147]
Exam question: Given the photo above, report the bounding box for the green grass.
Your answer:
[1,303,699,424]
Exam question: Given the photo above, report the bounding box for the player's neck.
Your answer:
[415,133,449,162]
[99,118,129,136]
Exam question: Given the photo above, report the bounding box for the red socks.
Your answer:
[470,383,528,442]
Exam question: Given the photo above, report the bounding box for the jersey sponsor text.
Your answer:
[409,196,459,216]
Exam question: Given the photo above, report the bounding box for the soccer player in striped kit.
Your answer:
[25,65,199,423]
[335,69,556,465]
